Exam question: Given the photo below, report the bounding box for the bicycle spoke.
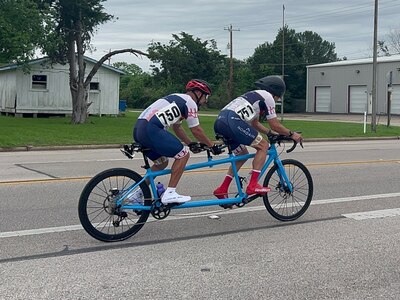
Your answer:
[263,159,313,221]
[79,168,151,242]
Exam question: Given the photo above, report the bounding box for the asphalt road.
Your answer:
[0,140,399,299]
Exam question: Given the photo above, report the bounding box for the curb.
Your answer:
[0,144,122,152]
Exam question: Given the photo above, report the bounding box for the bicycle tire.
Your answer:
[262,159,313,221]
[78,168,152,242]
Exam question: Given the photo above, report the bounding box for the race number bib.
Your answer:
[155,102,181,127]
[234,103,256,122]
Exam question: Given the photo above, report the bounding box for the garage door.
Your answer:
[390,84,400,114]
[315,87,331,112]
[349,85,368,113]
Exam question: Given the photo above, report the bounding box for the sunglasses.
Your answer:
[204,94,209,100]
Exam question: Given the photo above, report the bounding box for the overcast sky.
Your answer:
[89,0,400,72]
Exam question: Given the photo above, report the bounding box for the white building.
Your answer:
[0,56,125,116]
[306,55,400,115]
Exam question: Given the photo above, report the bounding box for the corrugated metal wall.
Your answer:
[0,60,121,115]
[0,71,17,112]
[307,58,400,115]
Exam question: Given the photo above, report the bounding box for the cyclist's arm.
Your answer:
[251,119,272,135]
[189,125,214,147]
[267,117,302,142]
[172,123,192,145]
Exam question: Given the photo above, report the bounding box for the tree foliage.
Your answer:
[36,0,115,124]
[117,27,338,112]
[113,62,154,108]
[1,1,339,116]
[247,26,337,112]
[147,32,229,106]
[0,0,45,65]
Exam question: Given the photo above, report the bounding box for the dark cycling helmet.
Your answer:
[254,75,286,98]
[185,79,212,95]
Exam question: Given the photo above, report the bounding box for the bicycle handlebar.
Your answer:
[266,133,303,153]
[121,132,302,160]
[196,143,227,155]
[120,142,227,159]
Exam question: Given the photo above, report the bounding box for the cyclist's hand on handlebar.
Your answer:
[188,142,202,154]
[210,144,223,155]
[290,131,303,143]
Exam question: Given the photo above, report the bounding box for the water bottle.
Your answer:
[156,182,166,198]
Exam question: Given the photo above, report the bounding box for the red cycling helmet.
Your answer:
[185,79,212,96]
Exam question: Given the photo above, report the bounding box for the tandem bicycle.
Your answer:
[78,133,313,242]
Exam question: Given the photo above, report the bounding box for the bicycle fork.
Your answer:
[273,160,294,195]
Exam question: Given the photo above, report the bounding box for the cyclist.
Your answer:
[133,79,222,204]
[213,75,303,201]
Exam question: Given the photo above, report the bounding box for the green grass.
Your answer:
[0,111,399,148]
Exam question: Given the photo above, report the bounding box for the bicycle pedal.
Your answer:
[163,203,182,208]
[243,194,259,204]
[219,204,235,209]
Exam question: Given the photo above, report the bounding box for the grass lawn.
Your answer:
[0,111,399,149]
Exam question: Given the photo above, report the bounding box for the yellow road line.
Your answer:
[0,159,398,186]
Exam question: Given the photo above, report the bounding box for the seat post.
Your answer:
[141,151,151,169]
[215,133,232,154]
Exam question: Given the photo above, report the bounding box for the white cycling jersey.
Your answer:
[138,93,200,128]
[223,90,277,122]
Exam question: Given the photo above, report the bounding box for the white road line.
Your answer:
[0,225,83,238]
[309,192,400,205]
[343,208,400,220]
[1,192,399,239]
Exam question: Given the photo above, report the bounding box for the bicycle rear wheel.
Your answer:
[78,168,152,242]
[262,159,313,221]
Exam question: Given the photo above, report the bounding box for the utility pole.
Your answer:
[371,0,378,132]
[224,24,240,100]
[387,71,393,127]
[281,4,285,121]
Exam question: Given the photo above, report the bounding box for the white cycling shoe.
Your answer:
[161,190,191,204]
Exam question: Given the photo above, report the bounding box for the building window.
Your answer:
[32,75,47,90]
[90,82,100,90]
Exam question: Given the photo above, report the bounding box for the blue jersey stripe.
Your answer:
[164,94,189,118]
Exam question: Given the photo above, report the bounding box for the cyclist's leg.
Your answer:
[215,110,251,172]
[168,148,190,188]
[251,138,268,170]
[214,112,252,198]
[161,148,191,204]
[219,114,270,194]
[247,137,270,194]
[213,144,249,198]
[144,127,191,204]
[134,120,169,184]
[227,145,249,176]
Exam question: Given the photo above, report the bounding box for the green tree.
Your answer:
[37,0,147,123]
[297,31,337,64]
[147,32,228,102]
[0,0,45,65]
[247,26,337,112]
[113,62,154,108]
[113,62,144,76]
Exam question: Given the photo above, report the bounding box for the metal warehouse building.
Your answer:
[306,55,400,115]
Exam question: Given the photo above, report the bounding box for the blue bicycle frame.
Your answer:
[117,142,293,211]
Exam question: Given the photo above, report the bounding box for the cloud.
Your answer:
[89,0,400,71]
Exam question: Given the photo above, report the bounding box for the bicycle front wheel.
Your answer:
[78,168,152,242]
[262,159,313,221]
